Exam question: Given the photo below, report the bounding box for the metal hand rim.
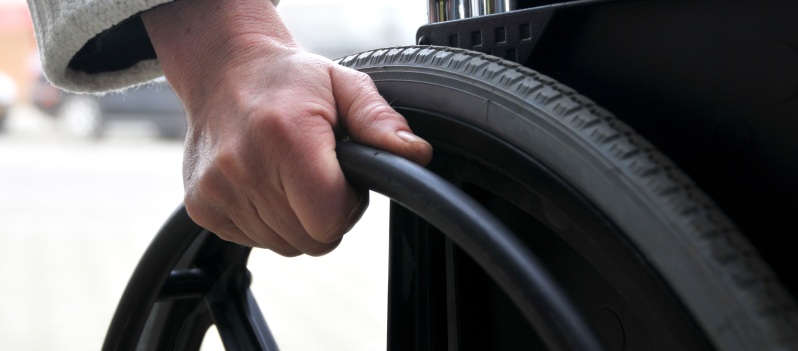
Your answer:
[336,141,601,351]
[103,141,604,351]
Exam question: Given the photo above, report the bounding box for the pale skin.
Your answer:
[141,0,432,256]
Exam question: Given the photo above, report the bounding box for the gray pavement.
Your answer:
[0,106,390,350]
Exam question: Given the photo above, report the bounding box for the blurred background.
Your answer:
[0,0,427,349]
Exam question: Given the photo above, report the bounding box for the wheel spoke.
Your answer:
[158,269,211,302]
[205,268,280,351]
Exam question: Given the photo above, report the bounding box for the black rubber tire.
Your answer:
[337,46,798,351]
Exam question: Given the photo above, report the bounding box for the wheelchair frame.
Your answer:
[104,1,798,350]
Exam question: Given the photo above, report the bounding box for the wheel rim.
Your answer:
[104,144,605,351]
[388,109,711,350]
[104,45,797,350]
[338,46,796,350]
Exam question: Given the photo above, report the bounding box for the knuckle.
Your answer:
[183,200,230,234]
[351,104,402,139]
[349,69,374,86]
[247,109,282,132]
[213,145,247,184]
[211,228,239,244]
[188,174,231,211]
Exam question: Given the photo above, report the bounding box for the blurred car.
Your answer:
[0,71,17,130]
[30,73,187,139]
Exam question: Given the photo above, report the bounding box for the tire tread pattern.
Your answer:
[338,46,798,350]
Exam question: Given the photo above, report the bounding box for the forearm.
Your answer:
[25,0,282,92]
[142,0,431,253]
[142,0,299,108]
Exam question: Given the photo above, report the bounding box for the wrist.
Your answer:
[142,0,298,104]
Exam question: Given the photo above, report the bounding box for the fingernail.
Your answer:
[397,130,426,144]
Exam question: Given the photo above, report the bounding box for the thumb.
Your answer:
[331,66,433,166]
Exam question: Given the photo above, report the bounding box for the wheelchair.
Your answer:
[103,1,798,350]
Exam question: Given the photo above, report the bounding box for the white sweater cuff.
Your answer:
[29,0,281,93]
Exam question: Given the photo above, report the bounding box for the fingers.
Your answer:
[181,56,430,258]
[185,183,346,257]
[331,67,433,166]
[182,125,350,256]
[263,112,370,245]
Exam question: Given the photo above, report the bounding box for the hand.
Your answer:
[142,0,432,256]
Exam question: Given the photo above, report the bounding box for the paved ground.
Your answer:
[0,106,390,350]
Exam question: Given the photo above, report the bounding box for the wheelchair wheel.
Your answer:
[104,45,798,351]
[103,144,607,351]
[335,46,797,351]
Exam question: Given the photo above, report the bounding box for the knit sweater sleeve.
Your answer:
[27,0,280,93]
